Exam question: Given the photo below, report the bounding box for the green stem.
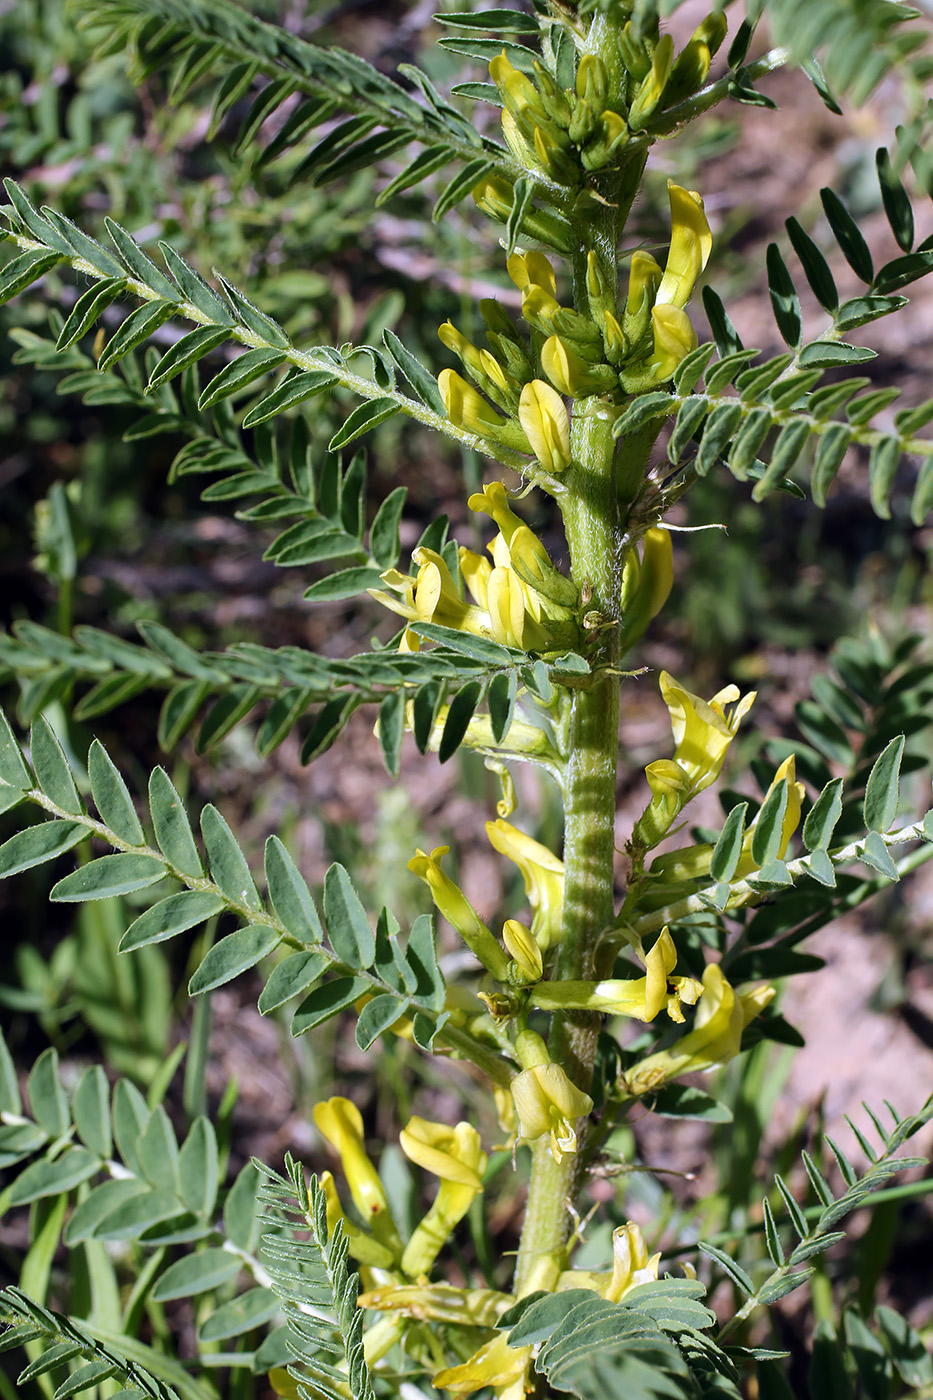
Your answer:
[513,4,659,1299]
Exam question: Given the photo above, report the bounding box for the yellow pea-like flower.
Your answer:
[529,928,700,1022]
[655,182,713,310]
[506,250,557,297]
[433,1331,531,1400]
[438,367,520,443]
[661,670,756,796]
[624,964,775,1096]
[408,845,511,981]
[399,1118,488,1277]
[458,546,492,609]
[541,334,596,397]
[486,818,564,949]
[312,1098,404,1257]
[510,1061,594,1163]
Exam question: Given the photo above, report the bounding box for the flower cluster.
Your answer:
[437,183,712,468]
[475,17,728,201]
[369,480,579,654]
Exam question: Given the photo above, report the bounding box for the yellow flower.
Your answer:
[626,250,664,319]
[312,1098,403,1256]
[439,322,511,399]
[359,1281,511,1328]
[561,1221,661,1301]
[530,928,701,1023]
[661,670,756,797]
[511,1062,594,1163]
[411,548,487,633]
[409,846,511,981]
[655,183,713,310]
[624,964,775,1096]
[399,1117,488,1276]
[486,818,564,949]
[458,546,492,608]
[648,755,806,891]
[486,564,552,651]
[399,1117,486,1190]
[433,1331,530,1400]
[313,1098,388,1221]
[518,379,572,474]
[605,1222,662,1301]
[541,335,614,398]
[318,1171,396,1269]
[470,482,578,612]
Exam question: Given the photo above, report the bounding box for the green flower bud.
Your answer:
[628,31,674,131]
[619,20,652,81]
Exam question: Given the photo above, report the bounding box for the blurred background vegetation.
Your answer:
[1,0,931,1386]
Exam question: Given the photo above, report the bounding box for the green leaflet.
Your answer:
[323,863,376,967]
[0,821,86,880]
[50,853,167,902]
[120,891,226,951]
[188,924,282,994]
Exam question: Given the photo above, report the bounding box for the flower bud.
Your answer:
[568,95,598,145]
[503,918,543,983]
[694,11,728,57]
[580,109,629,171]
[490,50,549,125]
[603,309,627,362]
[575,54,609,108]
[541,335,616,398]
[437,368,529,450]
[628,31,674,130]
[619,20,652,80]
[507,250,558,297]
[518,380,572,474]
[533,124,579,184]
[665,37,712,107]
[479,297,523,342]
[472,174,574,253]
[586,250,610,303]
